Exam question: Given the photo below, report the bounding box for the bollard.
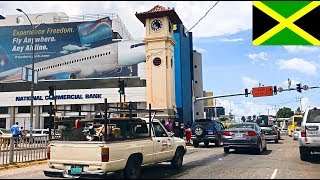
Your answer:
[9,137,14,164]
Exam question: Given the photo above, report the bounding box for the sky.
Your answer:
[1,1,319,121]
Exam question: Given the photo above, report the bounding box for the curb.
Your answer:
[0,160,47,171]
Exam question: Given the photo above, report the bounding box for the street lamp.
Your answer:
[16,8,35,138]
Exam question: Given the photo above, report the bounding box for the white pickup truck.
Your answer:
[43,117,187,179]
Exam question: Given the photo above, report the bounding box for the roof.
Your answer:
[135,5,182,26]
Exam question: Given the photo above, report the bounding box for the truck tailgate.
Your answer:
[49,142,103,165]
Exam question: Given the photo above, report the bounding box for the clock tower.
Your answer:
[136,5,182,118]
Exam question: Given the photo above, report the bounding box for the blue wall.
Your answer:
[174,24,193,125]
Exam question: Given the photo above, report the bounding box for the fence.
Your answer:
[0,135,49,165]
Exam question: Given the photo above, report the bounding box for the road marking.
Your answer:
[271,169,278,179]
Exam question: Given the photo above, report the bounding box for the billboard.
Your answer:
[0,17,139,81]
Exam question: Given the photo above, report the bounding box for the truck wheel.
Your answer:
[171,148,184,169]
[300,147,311,161]
[123,156,142,179]
[204,141,209,147]
[224,147,230,153]
[193,141,199,148]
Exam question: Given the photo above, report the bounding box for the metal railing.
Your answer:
[0,135,49,165]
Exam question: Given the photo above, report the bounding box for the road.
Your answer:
[0,136,319,179]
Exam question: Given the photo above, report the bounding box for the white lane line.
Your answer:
[271,169,278,179]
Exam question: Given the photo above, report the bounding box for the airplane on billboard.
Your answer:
[0,39,146,81]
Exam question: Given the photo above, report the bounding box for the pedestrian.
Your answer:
[185,125,192,144]
[11,122,20,147]
[160,119,166,127]
[179,123,185,139]
[165,119,173,132]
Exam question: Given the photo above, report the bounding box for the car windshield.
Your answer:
[260,126,273,130]
[307,109,320,123]
[228,124,254,129]
[0,129,11,134]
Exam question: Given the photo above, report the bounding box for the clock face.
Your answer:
[151,19,163,32]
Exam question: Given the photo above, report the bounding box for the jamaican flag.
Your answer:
[253,1,320,45]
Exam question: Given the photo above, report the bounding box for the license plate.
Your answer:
[208,131,213,135]
[235,133,243,138]
[308,131,318,135]
[70,166,83,175]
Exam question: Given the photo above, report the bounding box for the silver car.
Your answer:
[222,122,267,154]
[292,127,301,140]
[260,125,279,143]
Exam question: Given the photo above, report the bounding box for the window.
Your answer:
[18,106,31,113]
[0,118,6,128]
[71,104,81,112]
[196,112,199,115]
[152,122,168,137]
[171,58,173,68]
[94,103,105,111]
[194,65,197,68]
[0,107,8,114]
[195,81,198,84]
[44,117,50,129]
[42,105,50,113]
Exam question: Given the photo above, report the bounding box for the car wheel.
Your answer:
[224,147,230,153]
[300,147,311,161]
[171,148,184,169]
[255,140,263,154]
[215,137,222,147]
[193,141,199,148]
[204,141,209,147]
[123,155,142,179]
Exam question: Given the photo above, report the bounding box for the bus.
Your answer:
[288,114,303,136]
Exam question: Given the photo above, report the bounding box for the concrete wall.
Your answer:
[193,51,204,119]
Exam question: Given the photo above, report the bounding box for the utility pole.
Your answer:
[299,97,302,113]
[214,99,217,120]
[274,105,278,127]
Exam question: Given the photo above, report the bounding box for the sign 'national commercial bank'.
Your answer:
[16,93,102,101]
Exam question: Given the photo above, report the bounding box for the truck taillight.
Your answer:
[101,147,109,162]
[46,146,50,159]
[246,131,256,136]
[223,131,232,136]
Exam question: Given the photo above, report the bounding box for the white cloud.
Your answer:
[247,52,268,64]
[284,46,320,53]
[242,76,259,89]
[301,97,313,112]
[1,1,252,38]
[220,38,244,42]
[193,46,206,54]
[218,99,273,118]
[60,44,90,54]
[277,58,317,75]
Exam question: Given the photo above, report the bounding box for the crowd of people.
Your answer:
[160,119,192,145]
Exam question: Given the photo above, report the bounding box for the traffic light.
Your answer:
[273,86,277,95]
[48,85,54,100]
[296,83,302,93]
[118,80,125,95]
[245,88,249,97]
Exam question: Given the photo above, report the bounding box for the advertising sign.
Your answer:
[0,17,138,81]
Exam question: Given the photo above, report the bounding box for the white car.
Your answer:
[299,107,320,161]
[292,127,301,140]
[280,128,288,135]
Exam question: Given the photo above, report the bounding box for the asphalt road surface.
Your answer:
[0,136,319,179]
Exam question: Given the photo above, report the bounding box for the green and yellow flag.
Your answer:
[252,1,320,45]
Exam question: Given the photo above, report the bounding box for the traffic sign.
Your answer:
[278,87,283,92]
[303,85,309,90]
[252,86,273,97]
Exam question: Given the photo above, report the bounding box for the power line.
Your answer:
[146,1,220,60]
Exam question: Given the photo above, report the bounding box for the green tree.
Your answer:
[252,115,257,122]
[277,107,294,118]
[247,116,252,122]
[241,116,246,122]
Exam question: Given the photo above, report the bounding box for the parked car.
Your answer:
[259,125,279,143]
[274,126,281,140]
[222,122,267,154]
[0,129,12,137]
[292,127,301,140]
[299,107,320,161]
[191,119,224,148]
[280,128,288,136]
